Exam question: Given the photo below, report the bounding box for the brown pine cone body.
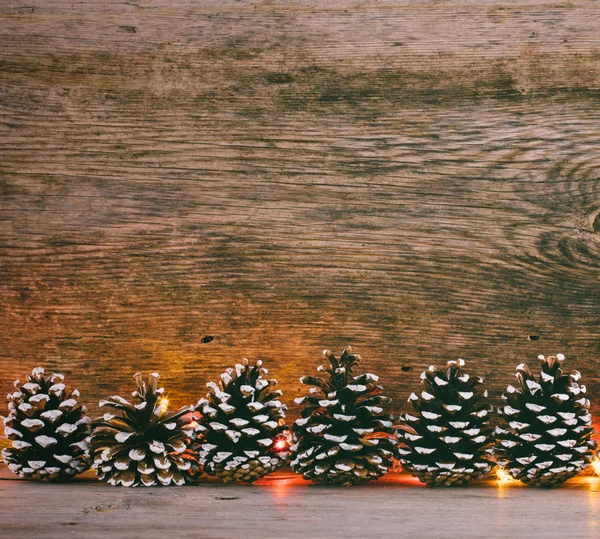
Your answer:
[291,348,397,485]
[495,354,596,487]
[397,359,494,487]
[2,367,91,481]
[90,372,201,487]
[197,358,289,484]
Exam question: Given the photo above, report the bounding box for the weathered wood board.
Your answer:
[1,1,600,430]
[2,471,600,538]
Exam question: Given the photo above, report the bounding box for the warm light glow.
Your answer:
[495,466,516,485]
[156,397,169,416]
[258,473,310,499]
[187,419,199,430]
[384,474,423,486]
[591,457,600,476]
[274,438,288,452]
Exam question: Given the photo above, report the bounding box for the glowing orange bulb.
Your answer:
[591,457,600,476]
[274,438,288,451]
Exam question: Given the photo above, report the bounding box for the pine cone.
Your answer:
[290,347,397,485]
[495,354,596,487]
[396,359,493,486]
[2,367,91,480]
[196,358,289,484]
[90,372,201,487]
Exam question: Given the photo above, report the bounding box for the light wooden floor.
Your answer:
[1,470,600,538]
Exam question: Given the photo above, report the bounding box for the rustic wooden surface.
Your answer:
[1,0,600,430]
[2,470,600,538]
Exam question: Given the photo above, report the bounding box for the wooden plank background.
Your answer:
[1,0,600,434]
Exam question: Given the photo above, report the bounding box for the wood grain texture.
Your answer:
[1,1,600,432]
[2,471,600,538]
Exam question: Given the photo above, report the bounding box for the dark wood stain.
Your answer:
[1,1,600,437]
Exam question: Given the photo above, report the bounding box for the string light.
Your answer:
[274,438,289,452]
[156,396,169,416]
